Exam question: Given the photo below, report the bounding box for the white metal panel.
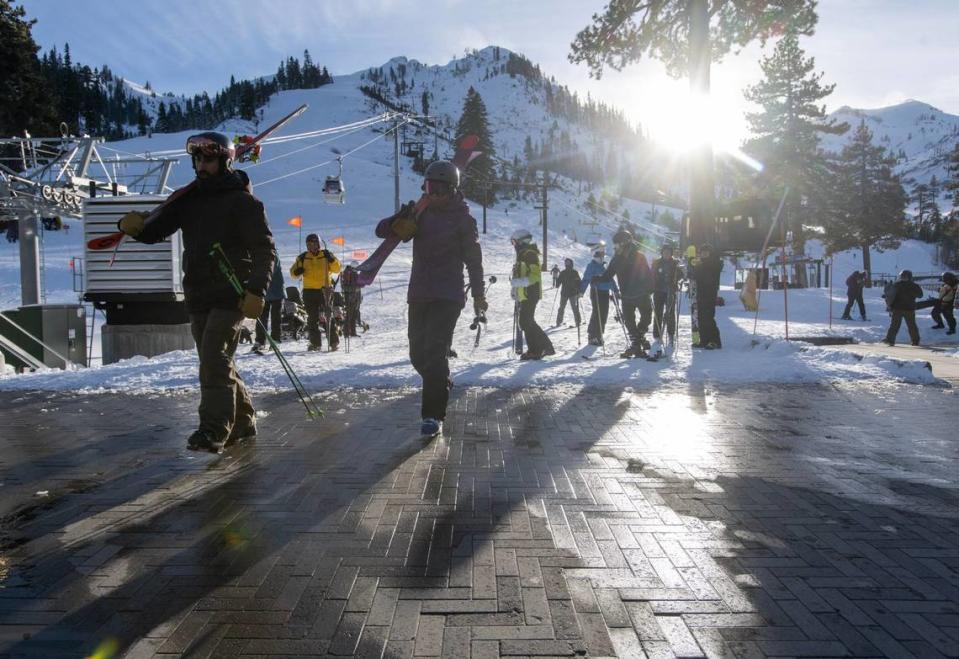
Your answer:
[83,195,184,295]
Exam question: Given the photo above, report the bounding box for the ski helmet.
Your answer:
[899,269,913,281]
[591,244,606,258]
[613,229,633,245]
[424,160,460,189]
[943,272,958,286]
[186,131,235,167]
[510,228,532,245]
[660,241,676,254]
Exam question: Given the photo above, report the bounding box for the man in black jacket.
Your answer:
[594,230,653,358]
[118,131,276,454]
[883,269,924,346]
[554,258,582,327]
[841,270,867,320]
[692,243,723,349]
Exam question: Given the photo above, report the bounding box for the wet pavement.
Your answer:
[1,381,958,658]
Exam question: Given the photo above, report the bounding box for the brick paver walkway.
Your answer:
[1,382,958,658]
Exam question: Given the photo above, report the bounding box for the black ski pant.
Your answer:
[652,291,676,340]
[255,299,282,345]
[344,291,362,336]
[304,287,339,348]
[931,301,956,331]
[842,292,866,319]
[620,295,652,350]
[519,298,553,355]
[409,300,461,421]
[190,308,256,443]
[587,288,610,343]
[556,292,581,326]
[886,309,920,345]
[697,289,722,347]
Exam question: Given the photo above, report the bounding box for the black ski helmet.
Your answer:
[424,160,460,189]
[942,271,957,285]
[186,131,235,172]
[899,269,913,281]
[613,229,633,245]
[661,241,676,254]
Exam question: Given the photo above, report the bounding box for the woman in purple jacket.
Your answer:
[376,161,486,438]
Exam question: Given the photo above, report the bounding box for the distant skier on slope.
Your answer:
[116,131,276,454]
[375,160,485,438]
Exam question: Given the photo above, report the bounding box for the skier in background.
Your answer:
[554,257,582,328]
[117,131,275,453]
[252,258,285,353]
[290,233,341,351]
[930,271,957,334]
[511,228,554,360]
[339,260,365,337]
[691,243,723,349]
[841,270,867,321]
[581,244,616,346]
[376,160,485,438]
[593,229,654,358]
[550,263,561,288]
[883,269,924,346]
[651,242,680,343]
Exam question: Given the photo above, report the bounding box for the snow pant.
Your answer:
[556,292,581,326]
[620,295,652,351]
[931,300,957,331]
[652,291,676,340]
[587,289,610,343]
[303,287,339,348]
[343,291,362,336]
[255,299,282,345]
[519,298,553,356]
[697,289,722,347]
[190,308,256,443]
[843,292,866,319]
[885,309,920,345]
[409,300,461,421]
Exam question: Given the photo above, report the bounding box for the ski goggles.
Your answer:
[422,180,450,196]
[185,136,235,160]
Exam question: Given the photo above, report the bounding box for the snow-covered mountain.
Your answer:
[824,100,959,196]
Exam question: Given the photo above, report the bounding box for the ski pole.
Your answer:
[592,284,606,357]
[549,285,560,327]
[211,243,323,418]
[575,296,581,346]
[611,291,631,344]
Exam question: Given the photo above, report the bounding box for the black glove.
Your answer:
[292,265,305,276]
[323,250,335,262]
[473,295,488,316]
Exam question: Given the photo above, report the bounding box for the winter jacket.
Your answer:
[556,267,581,297]
[136,169,275,313]
[580,259,618,294]
[512,243,543,303]
[692,254,723,295]
[376,193,483,306]
[595,241,653,300]
[265,260,286,302]
[939,283,956,306]
[651,256,680,294]
[291,249,340,290]
[846,272,865,296]
[885,280,924,311]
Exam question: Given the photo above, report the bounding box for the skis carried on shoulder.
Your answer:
[355,134,482,288]
[88,103,309,254]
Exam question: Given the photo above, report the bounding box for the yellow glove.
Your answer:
[239,291,265,319]
[118,211,147,238]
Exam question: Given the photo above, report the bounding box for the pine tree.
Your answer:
[743,30,847,283]
[454,86,496,203]
[0,0,58,141]
[946,143,959,208]
[912,181,931,239]
[823,121,908,279]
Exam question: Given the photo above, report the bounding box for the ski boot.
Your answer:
[187,430,226,455]
[543,346,556,357]
[226,420,257,448]
[588,338,603,346]
[250,343,265,355]
[520,350,543,361]
[308,343,322,352]
[421,418,443,438]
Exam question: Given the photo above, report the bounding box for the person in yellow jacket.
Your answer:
[510,229,554,360]
[290,233,341,350]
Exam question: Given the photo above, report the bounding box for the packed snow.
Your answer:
[1,72,953,393]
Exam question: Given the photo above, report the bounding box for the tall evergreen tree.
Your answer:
[454,86,496,203]
[946,143,959,208]
[823,121,908,278]
[0,0,58,141]
[743,30,847,281]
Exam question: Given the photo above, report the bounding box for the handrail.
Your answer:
[0,332,46,371]
[0,311,75,369]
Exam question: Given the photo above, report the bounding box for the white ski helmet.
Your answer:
[510,228,533,245]
[591,242,606,258]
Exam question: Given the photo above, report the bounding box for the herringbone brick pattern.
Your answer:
[0,382,958,657]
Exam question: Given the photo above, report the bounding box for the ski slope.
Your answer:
[0,77,952,390]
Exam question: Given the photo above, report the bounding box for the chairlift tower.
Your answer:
[0,130,177,305]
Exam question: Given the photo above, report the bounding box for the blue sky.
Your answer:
[21,1,959,143]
